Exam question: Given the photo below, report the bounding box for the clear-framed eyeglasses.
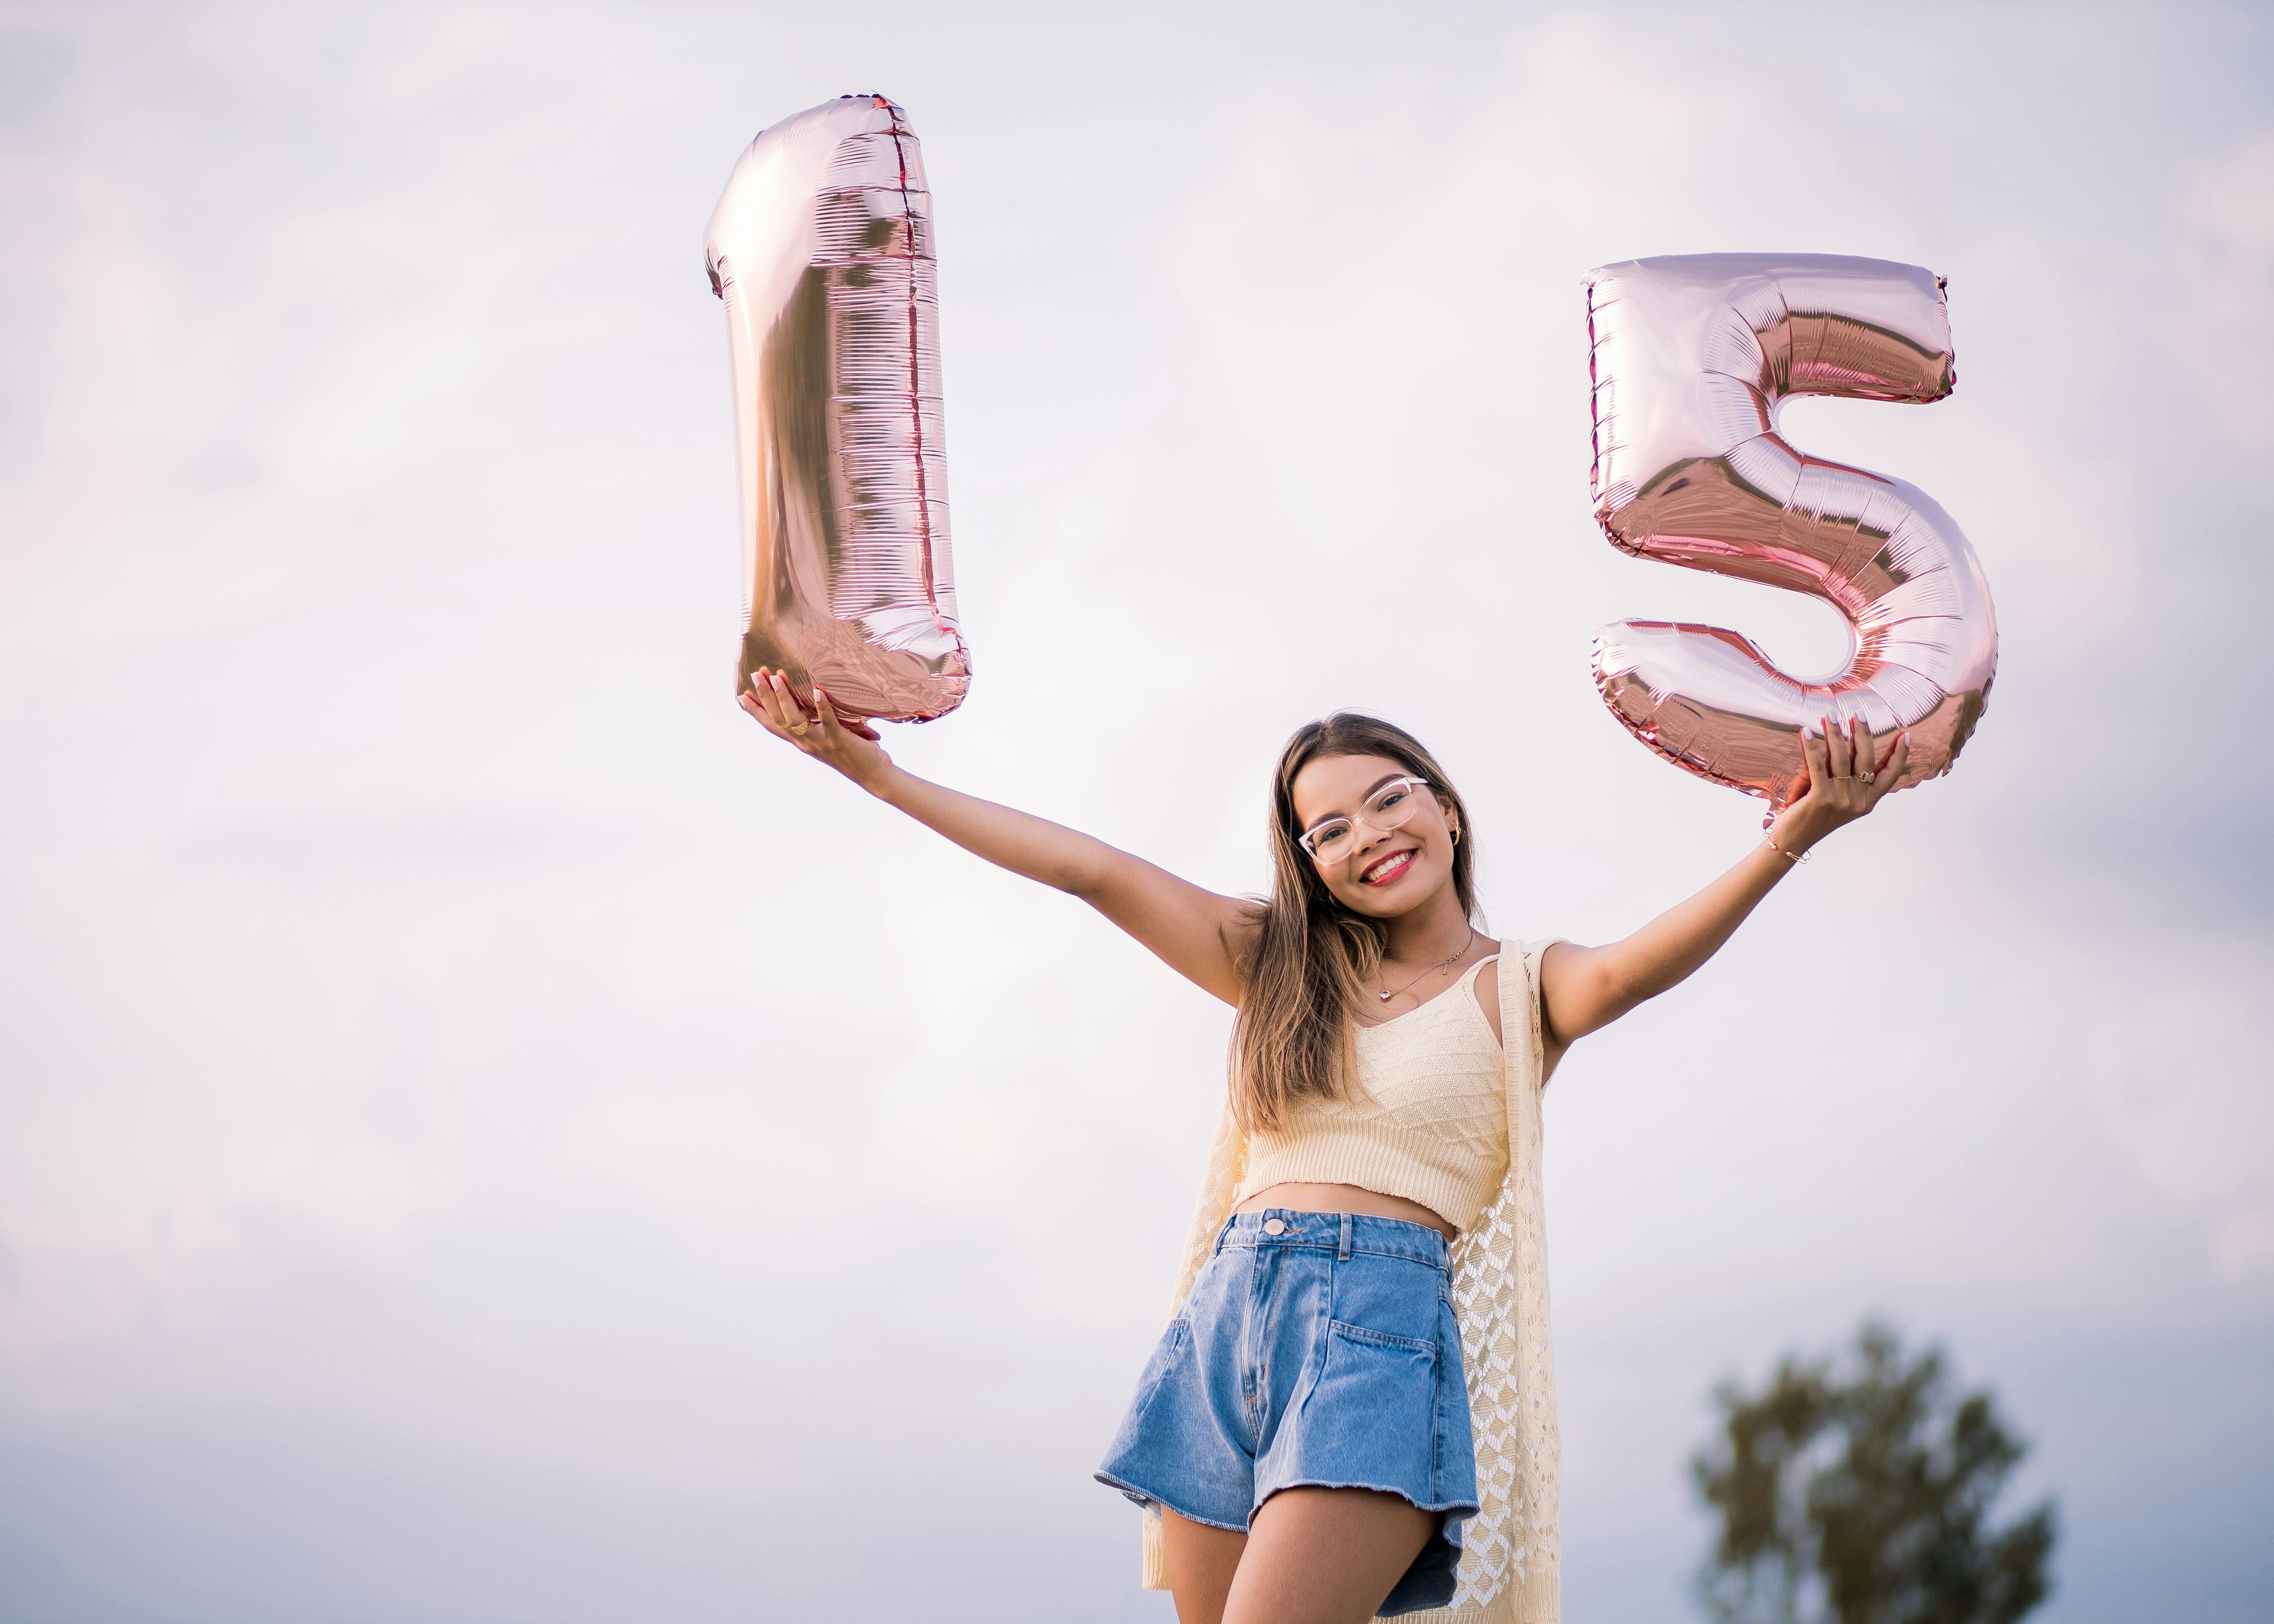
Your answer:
[1298,776,1435,863]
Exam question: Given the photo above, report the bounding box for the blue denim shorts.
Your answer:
[1095,1209,1478,1616]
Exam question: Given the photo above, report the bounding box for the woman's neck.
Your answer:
[1379,889,1476,965]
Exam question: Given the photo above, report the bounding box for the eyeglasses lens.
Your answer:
[1303,779,1424,861]
[1366,781,1419,829]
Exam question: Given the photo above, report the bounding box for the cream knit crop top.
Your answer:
[1232,954,1508,1234]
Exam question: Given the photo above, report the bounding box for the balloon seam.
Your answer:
[882,102,953,645]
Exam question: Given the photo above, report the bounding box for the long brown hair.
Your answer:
[1230,713,1480,1134]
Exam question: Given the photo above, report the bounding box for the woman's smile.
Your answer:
[1360,846,1417,886]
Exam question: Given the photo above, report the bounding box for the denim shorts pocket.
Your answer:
[1328,1320,1437,1357]
[1277,1320,1440,1498]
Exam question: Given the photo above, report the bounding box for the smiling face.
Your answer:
[1288,751,1462,920]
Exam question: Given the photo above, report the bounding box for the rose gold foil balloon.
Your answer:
[706,95,970,724]
[1585,255,1996,815]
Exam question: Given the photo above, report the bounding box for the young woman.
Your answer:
[741,670,1909,1624]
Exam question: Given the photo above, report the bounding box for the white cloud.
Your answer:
[2168,130,2274,449]
[2083,933,2274,1276]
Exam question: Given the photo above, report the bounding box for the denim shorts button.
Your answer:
[1262,1218,1285,1236]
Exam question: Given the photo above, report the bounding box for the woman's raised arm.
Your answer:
[1540,717,1913,1050]
[744,669,1252,1004]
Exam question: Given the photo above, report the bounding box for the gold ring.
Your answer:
[789,721,810,736]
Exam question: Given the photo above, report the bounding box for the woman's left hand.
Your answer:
[1769,716,1912,858]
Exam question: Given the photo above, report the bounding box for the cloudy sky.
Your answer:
[2,2,2270,1619]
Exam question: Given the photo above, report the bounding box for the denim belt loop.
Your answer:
[1338,1211,1353,1262]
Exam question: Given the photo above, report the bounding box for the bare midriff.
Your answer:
[1232,1181,1458,1243]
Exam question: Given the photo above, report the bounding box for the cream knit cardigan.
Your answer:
[1139,939,1566,1624]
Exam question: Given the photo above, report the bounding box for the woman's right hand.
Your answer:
[739,667,894,793]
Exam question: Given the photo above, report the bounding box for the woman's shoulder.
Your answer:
[1469,937,1568,1042]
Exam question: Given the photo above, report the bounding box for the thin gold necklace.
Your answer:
[1376,926,1476,1003]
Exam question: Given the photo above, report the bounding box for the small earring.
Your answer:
[1451,827,1461,846]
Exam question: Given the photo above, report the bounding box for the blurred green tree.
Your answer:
[1691,1320,2057,1624]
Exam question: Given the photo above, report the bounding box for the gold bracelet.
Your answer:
[1763,833,1810,865]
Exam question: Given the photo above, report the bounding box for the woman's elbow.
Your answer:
[1052,849,1116,901]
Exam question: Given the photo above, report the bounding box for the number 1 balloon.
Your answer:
[705,94,971,724]
[1585,254,1996,814]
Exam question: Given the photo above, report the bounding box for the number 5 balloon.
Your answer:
[1585,254,1996,813]
[705,94,971,724]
